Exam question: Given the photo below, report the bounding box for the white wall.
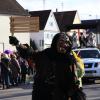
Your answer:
[44,11,59,31]
[0,16,30,52]
[14,33,30,44]
[30,31,44,51]
[73,12,81,24]
[30,31,58,50]
[44,32,57,49]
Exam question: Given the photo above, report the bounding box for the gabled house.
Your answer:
[29,10,59,50]
[29,10,81,50]
[54,10,81,33]
[0,0,29,52]
[54,10,81,48]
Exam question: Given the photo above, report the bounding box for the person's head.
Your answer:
[51,33,72,54]
[1,53,9,59]
[10,54,16,59]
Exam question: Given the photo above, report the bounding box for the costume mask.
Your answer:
[57,33,72,53]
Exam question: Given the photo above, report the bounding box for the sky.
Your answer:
[16,0,100,20]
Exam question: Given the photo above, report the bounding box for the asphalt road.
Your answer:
[0,83,32,100]
[83,83,100,100]
[0,82,100,100]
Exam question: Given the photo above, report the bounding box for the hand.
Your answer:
[16,44,34,59]
[9,36,19,46]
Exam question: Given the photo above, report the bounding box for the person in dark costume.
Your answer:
[79,32,87,47]
[9,33,86,100]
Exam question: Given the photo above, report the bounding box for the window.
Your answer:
[39,40,44,47]
[75,50,100,58]
[47,34,49,39]
[49,22,53,26]
[51,34,53,38]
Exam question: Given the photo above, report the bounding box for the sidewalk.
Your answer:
[0,83,33,100]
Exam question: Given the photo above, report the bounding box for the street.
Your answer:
[0,82,100,100]
[0,83,32,100]
[84,80,100,100]
[84,84,100,100]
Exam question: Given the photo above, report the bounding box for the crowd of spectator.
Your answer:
[71,31,97,49]
[0,32,97,90]
[0,51,35,89]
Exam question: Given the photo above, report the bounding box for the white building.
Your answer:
[0,0,82,53]
[29,10,81,51]
[0,0,29,52]
[29,10,59,50]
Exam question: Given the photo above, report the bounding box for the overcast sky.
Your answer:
[17,0,100,20]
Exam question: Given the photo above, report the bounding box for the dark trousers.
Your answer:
[21,74,26,83]
[1,73,9,88]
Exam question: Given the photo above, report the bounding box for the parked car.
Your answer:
[73,47,100,82]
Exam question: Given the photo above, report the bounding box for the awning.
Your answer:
[65,23,98,31]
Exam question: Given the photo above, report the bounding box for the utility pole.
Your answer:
[61,1,63,11]
[43,0,45,10]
